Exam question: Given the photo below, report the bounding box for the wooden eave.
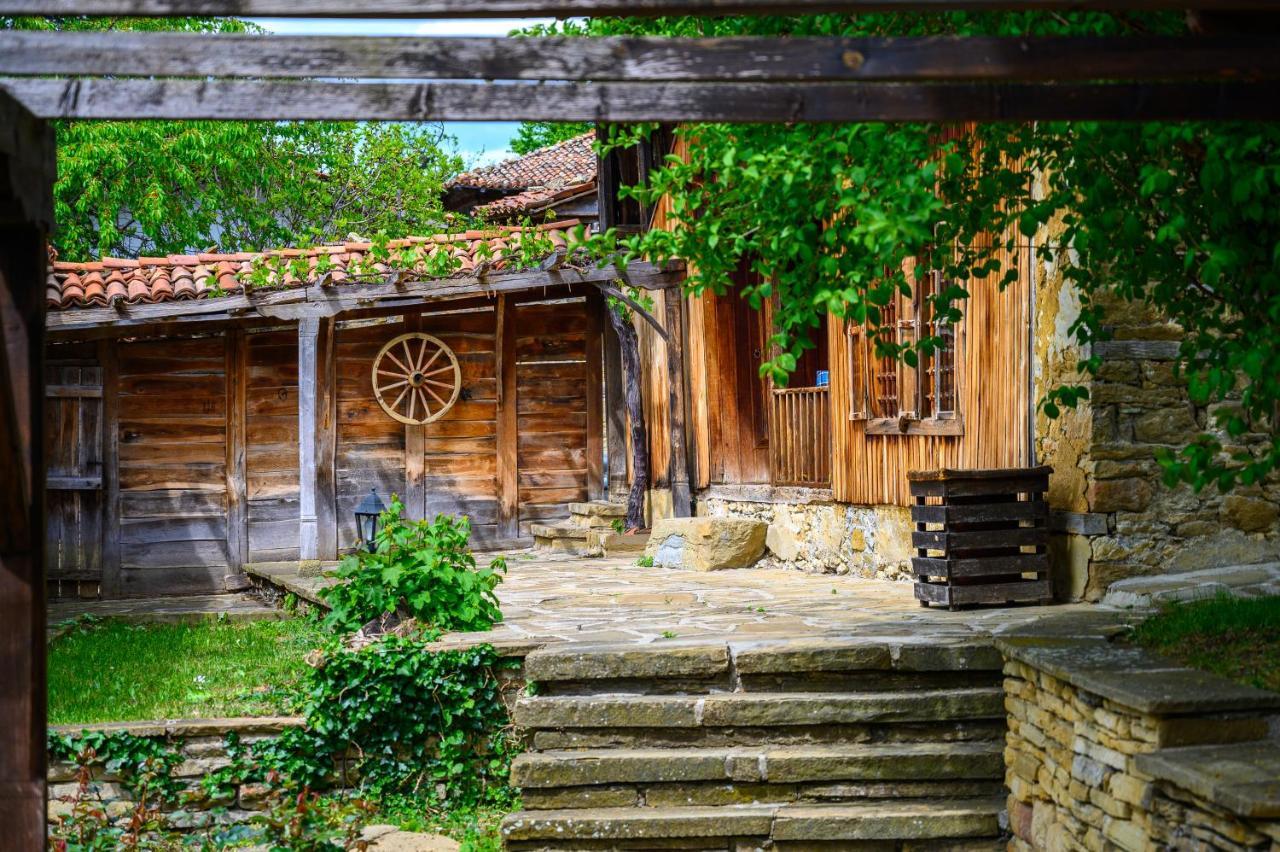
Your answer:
[45,259,684,338]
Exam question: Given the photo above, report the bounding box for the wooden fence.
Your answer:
[768,385,831,488]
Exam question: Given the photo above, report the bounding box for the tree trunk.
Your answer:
[607,304,648,531]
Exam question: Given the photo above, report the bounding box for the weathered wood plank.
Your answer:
[584,290,605,501]
[0,0,1267,16]
[665,292,692,517]
[12,78,1280,123]
[97,338,121,597]
[7,33,1280,83]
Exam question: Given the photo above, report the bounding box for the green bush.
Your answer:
[319,496,505,635]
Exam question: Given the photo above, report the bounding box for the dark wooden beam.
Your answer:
[584,289,605,502]
[315,317,337,560]
[5,32,1279,82]
[664,292,692,518]
[224,328,248,576]
[97,337,120,597]
[0,0,1271,16]
[0,90,53,851]
[8,77,1280,122]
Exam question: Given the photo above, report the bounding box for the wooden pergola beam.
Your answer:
[0,0,1271,15]
[44,260,685,336]
[5,32,1280,82]
[9,77,1280,122]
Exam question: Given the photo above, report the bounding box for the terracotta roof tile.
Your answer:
[446,133,595,193]
[47,220,583,312]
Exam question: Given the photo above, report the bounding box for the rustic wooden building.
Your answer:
[443,134,599,226]
[43,222,680,599]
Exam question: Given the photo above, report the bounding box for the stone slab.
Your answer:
[49,715,304,739]
[771,799,1004,840]
[47,593,284,630]
[501,805,777,841]
[524,641,730,682]
[1135,741,1280,819]
[514,695,703,729]
[1101,562,1280,609]
[698,689,1005,727]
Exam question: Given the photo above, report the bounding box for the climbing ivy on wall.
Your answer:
[523,11,1280,493]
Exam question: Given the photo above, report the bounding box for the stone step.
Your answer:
[502,798,1005,848]
[511,742,1004,790]
[514,688,1006,731]
[530,522,593,555]
[570,501,628,520]
[586,528,650,557]
[523,638,1002,685]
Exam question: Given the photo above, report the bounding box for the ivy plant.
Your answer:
[318,496,506,635]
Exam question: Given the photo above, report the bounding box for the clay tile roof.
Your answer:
[445,133,598,219]
[46,220,583,312]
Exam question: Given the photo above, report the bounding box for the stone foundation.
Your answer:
[696,489,914,580]
[999,628,1280,851]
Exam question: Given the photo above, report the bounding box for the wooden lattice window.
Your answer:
[851,269,964,436]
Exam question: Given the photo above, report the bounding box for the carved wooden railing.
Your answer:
[768,385,831,488]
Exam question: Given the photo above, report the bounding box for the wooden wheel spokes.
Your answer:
[371,332,462,425]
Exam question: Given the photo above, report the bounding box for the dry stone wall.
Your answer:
[47,717,330,829]
[696,490,914,580]
[1000,631,1280,851]
[1031,225,1280,601]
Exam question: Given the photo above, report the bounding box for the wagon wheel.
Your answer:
[371,333,462,425]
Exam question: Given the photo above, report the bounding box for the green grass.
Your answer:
[1129,594,1280,693]
[49,617,327,725]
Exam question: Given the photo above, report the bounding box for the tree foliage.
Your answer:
[510,121,592,156]
[525,12,1279,492]
[6,18,463,261]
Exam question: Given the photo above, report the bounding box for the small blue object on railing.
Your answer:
[815,370,829,387]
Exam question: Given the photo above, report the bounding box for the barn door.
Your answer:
[44,360,104,598]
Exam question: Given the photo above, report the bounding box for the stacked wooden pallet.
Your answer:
[909,466,1052,610]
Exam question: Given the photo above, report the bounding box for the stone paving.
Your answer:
[249,551,1117,652]
[47,592,285,636]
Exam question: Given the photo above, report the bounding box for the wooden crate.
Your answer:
[908,466,1052,610]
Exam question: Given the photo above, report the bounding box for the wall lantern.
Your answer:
[354,488,388,553]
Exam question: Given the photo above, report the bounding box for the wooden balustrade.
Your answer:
[768,385,831,488]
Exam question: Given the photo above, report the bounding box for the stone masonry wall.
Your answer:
[47,717,326,830]
[697,492,914,580]
[1001,637,1280,851]
[1032,215,1280,601]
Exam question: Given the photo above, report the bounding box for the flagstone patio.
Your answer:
[246,551,1121,653]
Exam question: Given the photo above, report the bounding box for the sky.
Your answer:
[249,17,558,168]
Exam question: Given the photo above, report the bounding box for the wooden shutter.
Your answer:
[847,322,868,421]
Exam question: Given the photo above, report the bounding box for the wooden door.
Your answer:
[44,360,104,598]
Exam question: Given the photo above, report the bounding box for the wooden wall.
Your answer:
[417,306,500,541]
[44,345,103,595]
[44,290,605,597]
[828,237,1032,506]
[515,297,596,535]
[116,335,230,595]
[245,328,300,562]
[335,316,411,550]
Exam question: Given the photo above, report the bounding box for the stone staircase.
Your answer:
[531,502,650,557]
[502,637,1010,851]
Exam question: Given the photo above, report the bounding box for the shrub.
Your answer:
[319,496,505,635]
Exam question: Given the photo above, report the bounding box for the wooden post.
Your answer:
[585,289,605,501]
[603,307,628,502]
[315,317,337,559]
[664,291,692,517]
[0,91,52,850]
[495,294,519,538]
[98,337,121,597]
[297,317,320,559]
[225,329,247,575]
[403,312,426,521]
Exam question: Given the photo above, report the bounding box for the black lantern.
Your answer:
[354,488,387,553]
